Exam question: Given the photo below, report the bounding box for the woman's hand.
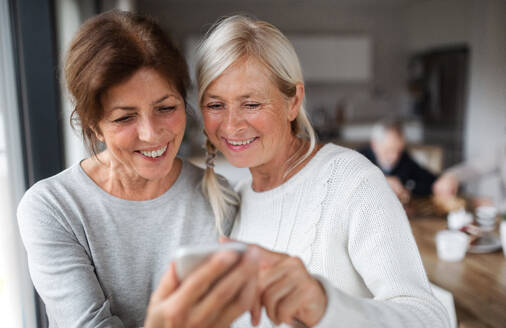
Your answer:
[220,238,327,327]
[256,247,327,327]
[144,247,259,328]
[433,173,459,197]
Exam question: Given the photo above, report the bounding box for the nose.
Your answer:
[137,115,161,142]
[221,107,247,135]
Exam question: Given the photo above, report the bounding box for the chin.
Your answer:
[139,163,174,180]
[222,154,256,169]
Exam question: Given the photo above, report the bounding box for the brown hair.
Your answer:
[65,10,190,155]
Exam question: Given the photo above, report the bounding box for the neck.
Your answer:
[250,136,313,192]
[83,152,182,201]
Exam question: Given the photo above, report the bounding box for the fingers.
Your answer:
[250,290,262,326]
[259,256,327,326]
[189,247,258,324]
[213,262,259,328]
[150,262,179,305]
[171,250,240,310]
[262,275,297,325]
[278,279,327,327]
[219,236,234,243]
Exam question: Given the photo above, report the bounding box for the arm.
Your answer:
[315,167,449,328]
[17,190,125,328]
[446,146,502,183]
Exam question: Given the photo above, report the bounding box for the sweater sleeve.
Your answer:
[447,145,502,183]
[17,188,125,328]
[314,166,449,328]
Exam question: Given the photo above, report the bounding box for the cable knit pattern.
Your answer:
[231,144,450,328]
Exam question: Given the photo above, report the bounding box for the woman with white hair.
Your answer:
[196,15,450,327]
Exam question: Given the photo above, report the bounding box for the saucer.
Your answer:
[468,235,503,253]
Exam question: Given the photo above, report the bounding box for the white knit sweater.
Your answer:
[231,144,449,328]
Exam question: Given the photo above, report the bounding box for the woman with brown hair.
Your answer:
[17,10,257,327]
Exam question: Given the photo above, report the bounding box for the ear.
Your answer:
[91,125,104,143]
[287,82,305,122]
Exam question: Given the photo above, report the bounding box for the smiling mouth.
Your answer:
[224,137,257,146]
[137,145,168,158]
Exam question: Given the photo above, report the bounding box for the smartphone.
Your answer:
[173,242,248,281]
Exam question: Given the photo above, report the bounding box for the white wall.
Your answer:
[140,1,409,123]
[464,0,506,202]
[404,0,506,201]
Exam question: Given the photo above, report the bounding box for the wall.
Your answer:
[404,0,506,201]
[139,1,409,125]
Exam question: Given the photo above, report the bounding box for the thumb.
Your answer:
[219,236,235,243]
[150,262,179,304]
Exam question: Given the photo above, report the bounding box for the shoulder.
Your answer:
[180,159,235,193]
[18,164,80,212]
[311,144,388,203]
[180,160,206,186]
[17,164,84,236]
[314,143,379,180]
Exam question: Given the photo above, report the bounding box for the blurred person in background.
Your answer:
[17,10,258,328]
[196,15,449,328]
[434,142,506,212]
[360,119,437,203]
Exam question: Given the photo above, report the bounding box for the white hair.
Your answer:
[196,15,317,233]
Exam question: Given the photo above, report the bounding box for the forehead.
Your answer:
[205,56,278,96]
[382,130,404,146]
[102,68,179,107]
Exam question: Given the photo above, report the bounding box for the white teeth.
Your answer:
[140,145,167,158]
[227,138,256,146]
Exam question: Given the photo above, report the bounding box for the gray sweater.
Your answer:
[17,160,227,327]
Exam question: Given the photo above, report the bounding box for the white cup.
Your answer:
[476,206,498,221]
[436,230,469,262]
[500,221,506,258]
[447,209,473,230]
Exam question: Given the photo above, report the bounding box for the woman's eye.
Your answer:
[158,106,176,112]
[206,103,224,110]
[113,115,133,123]
[244,103,260,109]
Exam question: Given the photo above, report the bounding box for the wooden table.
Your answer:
[410,216,506,328]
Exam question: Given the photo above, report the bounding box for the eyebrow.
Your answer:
[111,94,174,111]
[205,94,256,101]
[152,95,169,105]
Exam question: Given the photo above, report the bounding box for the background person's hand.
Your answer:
[433,173,459,197]
[144,247,259,328]
[221,237,327,327]
[386,176,411,204]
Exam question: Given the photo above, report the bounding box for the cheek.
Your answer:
[253,111,288,139]
[163,111,186,137]
[202,113,221,137]
[103,126,137,149]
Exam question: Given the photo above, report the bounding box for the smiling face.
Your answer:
[201,57,301,170]
[97,67,186,182]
